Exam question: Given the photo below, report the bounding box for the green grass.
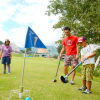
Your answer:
[0,56,100,100]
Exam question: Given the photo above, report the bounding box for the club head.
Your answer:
[52,79,57,82]
[60,76,68,83]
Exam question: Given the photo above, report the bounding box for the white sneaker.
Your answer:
[70,80,74,85]
[82,89,92,94]
[78,86,87,91]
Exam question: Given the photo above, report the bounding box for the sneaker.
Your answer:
[8,72,11,74]
[78,86,87,91]
[82,89,92,94]
[70,80,74,85]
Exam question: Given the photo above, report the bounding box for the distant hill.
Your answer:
[0,40,58,55]
[10,43,21,53]
[19,45,58,56]
[47,46,58,56]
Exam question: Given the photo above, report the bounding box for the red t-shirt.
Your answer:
[62,35,78,55]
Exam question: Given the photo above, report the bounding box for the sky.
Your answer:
[0,0,62,47]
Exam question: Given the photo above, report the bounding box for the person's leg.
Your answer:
[64,66,69,82]
[3,64,6,74]
[64,55,70,81]
[71,66,76,81]
[64,66,68,75]
[83,81,92,94]
[78,80,87,91]
[86,64,94,91]
[83,64,94,94]
[7,56,11,73]
[86,81,92,91]
[82,82,92,94]
[7,64,11,73]
[2,57,6,74]
[82,65,86,87]
[83,80,86,87]
[70,66,76,84]
[70,55,78,84]
[79,65,87,90]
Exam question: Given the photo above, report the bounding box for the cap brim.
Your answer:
[78,41,83,43]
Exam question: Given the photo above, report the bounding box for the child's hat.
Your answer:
[78,37,87,43]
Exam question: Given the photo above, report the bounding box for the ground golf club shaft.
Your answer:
[65,62,82,78]
[53,58,61,82]
[60,62,82,83]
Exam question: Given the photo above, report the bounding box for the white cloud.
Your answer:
[0,27,9,42]
[9,27,27,47]
[0,0,62,47]
[0,0,17,22]
[24,0,48,4]
[12,0,49,25]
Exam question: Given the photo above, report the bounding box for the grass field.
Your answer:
[0,56,100,100]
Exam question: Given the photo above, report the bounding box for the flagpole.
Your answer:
[18,27,47,98]
[19,48,27,97]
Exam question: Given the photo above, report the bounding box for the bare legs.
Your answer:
[82,80,92,91]
[3,64,11,74]
[64,66,76,81]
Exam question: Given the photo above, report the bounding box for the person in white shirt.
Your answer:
[78,37,96,94]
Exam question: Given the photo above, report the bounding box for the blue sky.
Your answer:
[0,0,62,47]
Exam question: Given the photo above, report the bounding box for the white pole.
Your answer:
[19,48,27,98]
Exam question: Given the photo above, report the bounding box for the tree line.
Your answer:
[47,0,99,45]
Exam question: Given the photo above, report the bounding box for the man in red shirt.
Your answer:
[59,27,79,84]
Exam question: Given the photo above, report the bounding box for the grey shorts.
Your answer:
[64,55,78,66]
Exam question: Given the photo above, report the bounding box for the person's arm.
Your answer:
[59,45,65,58]
[10,53,12,58]
[0,45,3,59]
[81,51,96,62]
[0,51,3,59]
[10,46,12,58]
[75,37,80,59]
[76,44,80,59]
[80,49,86,63]
[86,51,96,59]
[81,55,85,63]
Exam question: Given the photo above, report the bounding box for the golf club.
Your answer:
[52,57,61,82]
[60,61,83,83]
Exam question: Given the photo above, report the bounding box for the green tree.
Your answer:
[0,41,3,45]
[55,40,62,53]
[26,48,32,53]
[47,0,100,44]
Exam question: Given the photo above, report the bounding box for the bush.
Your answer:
[94,66,100,77]
[53,55,58,59]
[12,53,22,57]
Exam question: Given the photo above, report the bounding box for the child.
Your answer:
[0,39,12,74]
[78,37,96,94]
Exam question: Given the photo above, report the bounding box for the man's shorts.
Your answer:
[2,56,11,64]
[64,55,78,66]
[82,64,94,81]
